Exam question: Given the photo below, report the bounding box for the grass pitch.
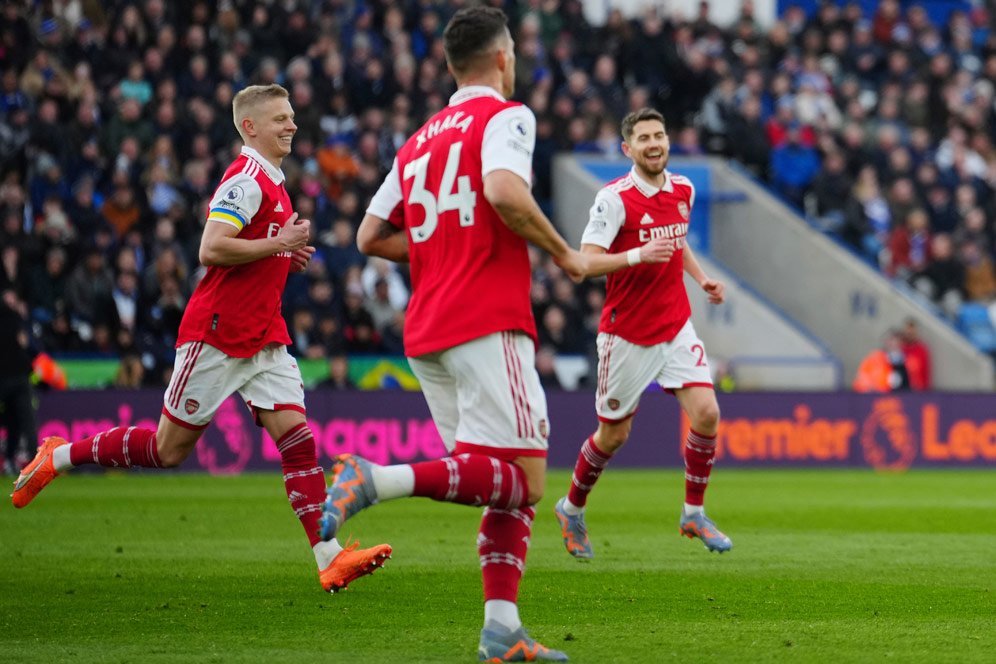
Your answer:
[1,469,994,663]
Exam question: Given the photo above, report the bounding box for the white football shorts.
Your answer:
[408,330,550,460]
[595,319,713,422]
[163,341,305,429]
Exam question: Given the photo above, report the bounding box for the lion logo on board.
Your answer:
[677,201,689,220]
[860,398,916,471]
[185,398,200,415]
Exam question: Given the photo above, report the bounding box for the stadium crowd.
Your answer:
[0,0,993,388]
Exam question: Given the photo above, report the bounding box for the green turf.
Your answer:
[1,469,994,663]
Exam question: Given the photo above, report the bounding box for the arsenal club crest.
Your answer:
[607,398,620,411]
[677,201,690,220]
[185,398,200,415]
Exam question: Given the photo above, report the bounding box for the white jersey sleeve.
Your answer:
[580,187,625,250]
[207,172,263,231]
[367,158,403,221]
[481,105,535,186]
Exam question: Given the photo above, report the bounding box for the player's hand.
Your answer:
[290,245,316,272]
[640,238,675,264]
[278,213,311,251]
[554,249,586,283]
[701,278,725,304]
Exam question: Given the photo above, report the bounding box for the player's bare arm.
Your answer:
[683,243,725,304]
[199,212,310,266]
[483,169,585,280]
[357,213,410,263]
[578,237,675,277]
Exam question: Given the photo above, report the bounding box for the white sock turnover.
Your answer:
[371,464,415,501]
[484,599,522,632]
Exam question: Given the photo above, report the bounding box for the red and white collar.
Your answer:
[241,146,286,184]
[448,85,506,107]
[629,166,673,198]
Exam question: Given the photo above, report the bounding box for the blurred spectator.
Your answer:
[0,289,37,475]
[314,314,346,356]
[100,183,142,238]
[113,352,145,389]
[110,271,141,334]
[900,319,931,390]
[360,256,408,311]
[319,354,355,390]
[842,166,891,264]
[810,151,851,225]
[960,240,996,302]
[538,304,582,354]
[886,209,931,279]
[288,308,319,359]
[535,346,563,390]
[65,246,113,327]
[853,329,911,392]
[770,124,821,207]
[912,234,964,318]
[365,278,398,334]
[26,247,68,321]
[342,282,381,353]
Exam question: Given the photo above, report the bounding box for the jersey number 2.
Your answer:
[403,142,478,243]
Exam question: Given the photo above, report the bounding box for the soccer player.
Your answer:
[553,108,733,560]
[11,84,391,593]
[317,8,671,662]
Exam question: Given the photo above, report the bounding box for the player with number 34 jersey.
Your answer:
[366,86,537,358]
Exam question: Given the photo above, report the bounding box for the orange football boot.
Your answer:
[11,436,68,508]
[319,540,392,593]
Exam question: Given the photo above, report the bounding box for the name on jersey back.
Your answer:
[415,111,475,149]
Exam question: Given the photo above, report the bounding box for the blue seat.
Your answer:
[957,303,996,353]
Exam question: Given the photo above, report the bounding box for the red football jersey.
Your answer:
[581,167,696,345]
[367,86,538,357]
[177,146,293,357]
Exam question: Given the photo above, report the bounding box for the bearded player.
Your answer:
[12,84,391,593]
[554,107,733,559]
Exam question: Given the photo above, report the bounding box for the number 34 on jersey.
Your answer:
[404,142,478,243]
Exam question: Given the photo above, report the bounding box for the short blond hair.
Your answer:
[232,84,289,139]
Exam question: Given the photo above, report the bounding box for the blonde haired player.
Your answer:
[554,107,733,559]
[12,84,391,593]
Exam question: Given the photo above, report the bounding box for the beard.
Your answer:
[637,153,668,176]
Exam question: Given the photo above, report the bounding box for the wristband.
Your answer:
[626,247,641,266]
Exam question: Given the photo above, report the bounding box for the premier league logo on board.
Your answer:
[196,396,254,475]
[860,398,916,471]
[677,201,689,220]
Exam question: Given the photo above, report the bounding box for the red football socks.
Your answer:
[411,453,528,509]
[478,506,534,603]
[567,436,613,508]
[276,422,326,547]
[69,427,161,468]
[683,429,717,506]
